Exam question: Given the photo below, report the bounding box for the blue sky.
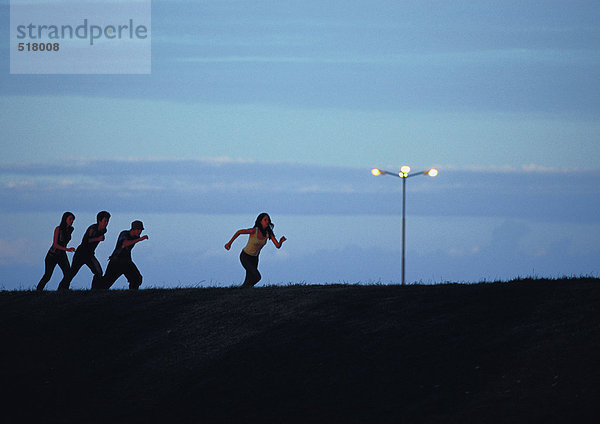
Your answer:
[1,1,599,289]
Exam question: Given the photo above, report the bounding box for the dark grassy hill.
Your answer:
[1,277,599,423]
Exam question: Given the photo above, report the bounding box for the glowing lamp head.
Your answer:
[427,168,438,177]
[371,168,382,176]
[399,165,411,177]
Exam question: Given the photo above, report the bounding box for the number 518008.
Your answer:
[18,42,60,52]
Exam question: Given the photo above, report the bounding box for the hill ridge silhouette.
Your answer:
[1,277,599,423]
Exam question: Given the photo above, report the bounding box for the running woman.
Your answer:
[36,212,76,291]
[224,213,286,288]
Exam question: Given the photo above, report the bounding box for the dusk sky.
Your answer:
[1,0,599,289]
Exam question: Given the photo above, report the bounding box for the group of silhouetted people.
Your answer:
[37,211,285,291]
[37,211,148,291]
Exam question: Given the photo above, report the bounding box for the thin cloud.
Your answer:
[1,159,599,223]
[439,163,597,174]
[172,48,600,66]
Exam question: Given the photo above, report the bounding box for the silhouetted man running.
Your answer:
[100,220,148,290]
[59,211,110,290]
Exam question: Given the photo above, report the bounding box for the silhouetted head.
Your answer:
[60,212,75,229]
[131,220,144,231]
[130,220,144,237]
[97,211,111,229]
[254,213,275,238]
[97,211,111,223]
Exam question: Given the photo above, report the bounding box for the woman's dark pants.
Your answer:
[37,251,70,291]
[240,250,261,288]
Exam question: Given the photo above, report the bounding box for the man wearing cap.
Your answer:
[98,220,148,290]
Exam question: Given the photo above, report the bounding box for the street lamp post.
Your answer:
[371,166,438,285]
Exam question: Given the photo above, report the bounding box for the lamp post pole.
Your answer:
[371,166,438,285]
[402,174,406,285]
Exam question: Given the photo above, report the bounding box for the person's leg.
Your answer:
[99,259,122,290]
[88,256,104,290]
[239,251,261,288]
[123,261,142,290]
[56,253,71,289]
[37,252,58,291]
[58,250,84,290]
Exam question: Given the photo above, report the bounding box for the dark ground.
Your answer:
[1,277,599,423]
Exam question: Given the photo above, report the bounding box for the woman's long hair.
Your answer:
[59,212,75,241]
[254,213,275,239]
[60,212,75,229]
